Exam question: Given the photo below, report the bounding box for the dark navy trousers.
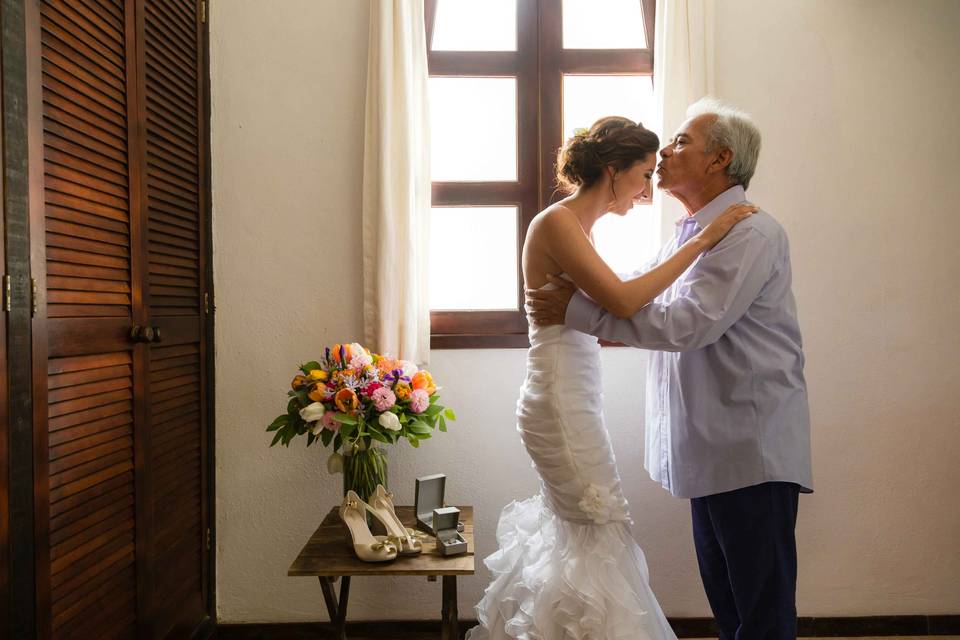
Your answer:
[690,481,801,640]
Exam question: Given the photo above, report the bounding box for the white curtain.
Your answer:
[651,0,716,240]
[361,0,432,365]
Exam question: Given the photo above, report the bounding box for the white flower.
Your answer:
[400,360,419,378]
[349,343,372,367]
[379,412,402,431]
[299,402,326,423]
[326,452,344,474]
[310,422,324,436]
[578,484,629,525]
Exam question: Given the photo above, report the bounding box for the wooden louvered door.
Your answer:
[139,0,208,636]
[25,1,209,638]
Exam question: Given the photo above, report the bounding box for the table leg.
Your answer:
[318,576,350,640]
[441,576,458,640]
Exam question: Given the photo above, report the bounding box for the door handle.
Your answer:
[130,325,158,343]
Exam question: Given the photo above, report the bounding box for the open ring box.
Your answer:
[414,474,467,556]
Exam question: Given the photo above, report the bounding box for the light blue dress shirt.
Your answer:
[566,186,813,499]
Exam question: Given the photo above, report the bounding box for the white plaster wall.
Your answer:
[212,0,960,623]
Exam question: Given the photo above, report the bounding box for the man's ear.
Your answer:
[708,148,733,175]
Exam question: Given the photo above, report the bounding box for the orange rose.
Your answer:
[334,388,359,413]
[411,371,437,395]
[308,385,326,402]
[291,375,309,390]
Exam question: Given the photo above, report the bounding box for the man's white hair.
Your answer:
[686,97,762,190]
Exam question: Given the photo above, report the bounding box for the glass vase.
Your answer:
[342,444,388,505]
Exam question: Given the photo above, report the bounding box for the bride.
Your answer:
[465,117,755,640]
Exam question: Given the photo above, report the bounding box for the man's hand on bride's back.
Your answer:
[697,203,758,249]
[525,274,576,326]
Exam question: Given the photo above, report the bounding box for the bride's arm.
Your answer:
[543,204,756,319]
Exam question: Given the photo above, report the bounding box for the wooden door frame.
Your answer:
[2,0,37,638]
[199,0,216,633]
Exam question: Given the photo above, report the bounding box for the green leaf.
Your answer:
[425,405,443,418]
[338,421,357,439]
[368,429,389,444]
[295,389,310,406]
[321,428,334,447]
[267,414,289,431]
[408,421,432,435]
[407,436,420,448]
[429,394,440,405]
[438,415,447,432]
[443,408,457,421]
[270,430,283,447]
[287,398,300,414]
[307,431,316,446]
[299,361,322,375]
[334,413,358,425]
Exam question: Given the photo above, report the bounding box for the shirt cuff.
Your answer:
[565,291,597,332]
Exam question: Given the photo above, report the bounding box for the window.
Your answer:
[426,0,657,348]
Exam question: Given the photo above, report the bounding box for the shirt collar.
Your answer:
[685,185,748,229]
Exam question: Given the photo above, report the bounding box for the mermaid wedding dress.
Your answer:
[465,288,677,640]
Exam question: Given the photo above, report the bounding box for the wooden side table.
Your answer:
[288,505,475,640]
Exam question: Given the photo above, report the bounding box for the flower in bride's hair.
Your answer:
[573,127,589,138]
[578,484,628,525]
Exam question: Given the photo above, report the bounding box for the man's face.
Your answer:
[656,114,717,197]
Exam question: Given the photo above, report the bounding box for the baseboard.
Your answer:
[216,615,960,639]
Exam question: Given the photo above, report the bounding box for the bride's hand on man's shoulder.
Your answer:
[698,203,758,249]
[524,274,575,326]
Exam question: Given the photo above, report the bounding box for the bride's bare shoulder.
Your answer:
[529,203,577,236]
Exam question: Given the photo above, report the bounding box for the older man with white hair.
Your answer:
[527,98,813,639]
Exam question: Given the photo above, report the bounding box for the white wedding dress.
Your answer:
[465,294,677,640]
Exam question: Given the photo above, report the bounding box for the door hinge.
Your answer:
[2,275,10,312]
[31,278,38,317]
[200,1,207,23]
[203,292,214,315]
[206,528,212,550]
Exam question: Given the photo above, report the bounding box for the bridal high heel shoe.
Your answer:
[339,490,398,562]
[368,485,423,556]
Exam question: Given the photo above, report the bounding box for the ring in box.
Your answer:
[433,506,467,556]
[414,474,446,534]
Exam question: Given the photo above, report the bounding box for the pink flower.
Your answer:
[321,411,340,431]
[362,382,383,398]
[409,389,429,414]
[371,387,396,412]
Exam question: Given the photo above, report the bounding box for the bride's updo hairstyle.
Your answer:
[555,116,660,194]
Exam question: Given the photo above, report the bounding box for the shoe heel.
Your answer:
[339,490,398,563]
[368,485,423,556]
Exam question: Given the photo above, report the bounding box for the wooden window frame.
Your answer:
[426,0,656,349]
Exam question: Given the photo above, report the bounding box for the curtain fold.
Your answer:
[361,0,432,365]
[652,0,716,240]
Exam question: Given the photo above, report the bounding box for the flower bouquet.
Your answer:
[266,342,456,502]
